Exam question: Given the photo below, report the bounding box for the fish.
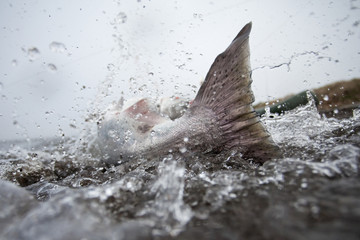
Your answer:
[97,22,279,165]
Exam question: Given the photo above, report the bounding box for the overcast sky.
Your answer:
[0,0,359,140]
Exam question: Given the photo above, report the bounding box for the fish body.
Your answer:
[98,23,279,165]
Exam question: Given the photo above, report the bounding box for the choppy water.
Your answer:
[1,101,360,240]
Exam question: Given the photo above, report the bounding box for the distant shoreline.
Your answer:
[254,78,360,118]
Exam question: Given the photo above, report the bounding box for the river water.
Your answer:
[0,101,360,240]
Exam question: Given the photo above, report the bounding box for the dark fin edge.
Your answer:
[191,22,280,163]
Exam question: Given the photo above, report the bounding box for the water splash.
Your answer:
[0,97,359,239]
[141,157,193,236]
[262,99,342,157]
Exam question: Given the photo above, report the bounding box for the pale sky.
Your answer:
[0,0,359,140]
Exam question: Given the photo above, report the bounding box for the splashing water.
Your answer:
[0,100,360,239]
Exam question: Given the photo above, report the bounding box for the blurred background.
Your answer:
[0,0,359,140]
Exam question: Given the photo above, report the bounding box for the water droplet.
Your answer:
[45,110,54,115]
[49,41,66,53]
[183,137,189,142]
[310,205,320,216]
[115,12,127,24]
[265,106,271,115]
[47,63,57,72]
[27,47,41,61]
[138,84,146,92]
[129,77,136,84]
[108,130,118,138]
[179,147,187,153]
[193,13,203,20]
[107,63,115,71]
[353,108,360,118]
[11,59,18,66]
[134,113,142,120]
[323,95,329,101]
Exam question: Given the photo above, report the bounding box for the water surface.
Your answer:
[0,102,359,240]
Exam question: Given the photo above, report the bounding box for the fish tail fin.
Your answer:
[190,22,279,163]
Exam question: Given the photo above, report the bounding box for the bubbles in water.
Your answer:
[49,41,67,53]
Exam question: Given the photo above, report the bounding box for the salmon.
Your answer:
[97,23,279,165]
